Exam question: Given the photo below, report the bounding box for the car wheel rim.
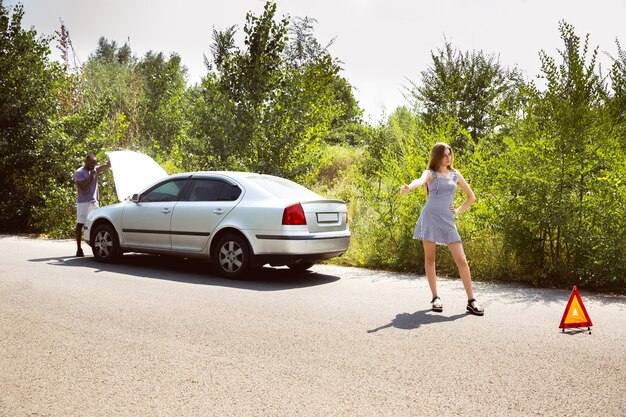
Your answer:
[219,241,243,273]
[94,230,113,257]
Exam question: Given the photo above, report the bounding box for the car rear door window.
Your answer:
[181,179,242,202]
[184,179,225,202]
[218,183,242,201]
[183,179,242,202]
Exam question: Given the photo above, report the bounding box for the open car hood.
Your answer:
[106,151,168,201]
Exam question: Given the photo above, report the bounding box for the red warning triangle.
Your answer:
[559,286,592,329]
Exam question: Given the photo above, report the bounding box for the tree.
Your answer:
[207,25,237,71]
[284,17,333,66]
[93,36,134,65]
[186,2,288,173]
[0,1,62,232]
[29,30,137,237]
[494,21,625,290]
[407,42,523,151]
[135,51,189,162]
[188,1,361,182]
[284,16,361,138]
[84,37,140,147]
[608,39,626,150]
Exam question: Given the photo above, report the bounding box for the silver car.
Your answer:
[83,171,350,278]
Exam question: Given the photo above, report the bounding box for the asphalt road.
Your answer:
[1,236,624,416]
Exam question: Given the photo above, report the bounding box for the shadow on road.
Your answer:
[27,253,340,291]
[367,309,467,333]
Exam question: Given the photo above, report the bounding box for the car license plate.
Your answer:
[317,212,339,223]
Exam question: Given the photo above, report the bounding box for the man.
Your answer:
[74,153,111,257]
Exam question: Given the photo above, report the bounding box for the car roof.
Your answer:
[167,171,257,178]
[165,172,286,188]
[150,171,321,201]
[166,171,287,182]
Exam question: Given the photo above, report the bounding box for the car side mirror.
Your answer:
[131,193,140,203]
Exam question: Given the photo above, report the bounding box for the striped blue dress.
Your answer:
[413,169,462,245]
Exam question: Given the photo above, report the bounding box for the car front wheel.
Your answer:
[213,234,250,278]
[91,223,122,263]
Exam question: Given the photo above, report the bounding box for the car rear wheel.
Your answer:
[91,223,122,263]
[288,262,315,271]
[213,234,250,278]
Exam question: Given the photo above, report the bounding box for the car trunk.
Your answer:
[300,200,348,233]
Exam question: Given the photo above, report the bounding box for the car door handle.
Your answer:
[213,208,225,215]
[161,208,171,214]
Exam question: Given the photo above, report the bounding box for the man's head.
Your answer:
[84,153,97,170]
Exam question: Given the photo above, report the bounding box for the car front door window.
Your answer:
[140,180,187,202]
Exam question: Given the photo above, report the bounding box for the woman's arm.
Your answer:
[450,171,476,216]
[400,170,431,194]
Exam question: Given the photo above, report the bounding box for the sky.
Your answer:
[6,0,626,120]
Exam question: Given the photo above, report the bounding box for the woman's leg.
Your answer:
[423,240,438,298]
[448,241,474,300]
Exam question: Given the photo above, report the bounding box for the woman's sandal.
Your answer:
[467,298,484,316]
[431,296,443,312]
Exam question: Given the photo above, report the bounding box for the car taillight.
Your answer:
[346,211,349,224]
[282,203,307,225]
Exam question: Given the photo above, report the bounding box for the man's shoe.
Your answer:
[76,248,84,257]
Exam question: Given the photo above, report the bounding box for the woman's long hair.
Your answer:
[425,142,454,195]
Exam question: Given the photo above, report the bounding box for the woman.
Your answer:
[400,142,484,316]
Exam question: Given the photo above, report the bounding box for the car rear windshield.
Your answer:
[246,175,320,199]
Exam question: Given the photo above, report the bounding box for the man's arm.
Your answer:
[75,169,96,192]
[97,160,111,174]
